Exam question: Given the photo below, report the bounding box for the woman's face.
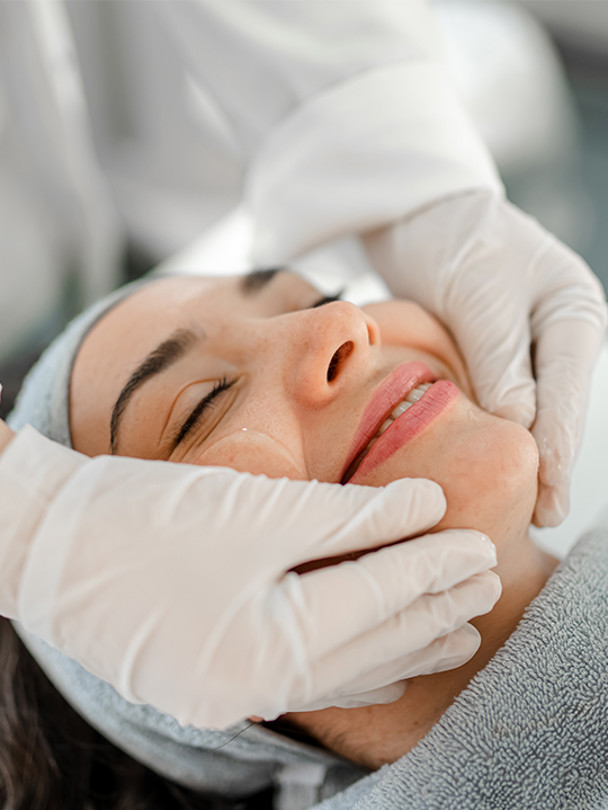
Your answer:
[71,271,538,540]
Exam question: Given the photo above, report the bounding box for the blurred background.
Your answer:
[436,0,608,287]
[1,0,608,419]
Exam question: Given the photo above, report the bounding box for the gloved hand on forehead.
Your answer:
[365,189,608,527]
[0,425,500,729]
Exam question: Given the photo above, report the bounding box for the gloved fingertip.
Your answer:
[533,481,570,527]
[460,622,483,647]
[534,419,573,489]
[385,476,444,497]
[430,624,481,674]
[331,682,406,709]
[469,532,498,567]
[353,682,407,707]
[474,373,536,428]
[434,529,497,569]
[467,570,503,615]
[538,461,566,490]
[368,682,407,705]
[384,477,446,515]
[490,400,535,429]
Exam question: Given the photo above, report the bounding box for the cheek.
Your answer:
[438,415,539,531]
[363,301,472,398]
[195,429,308,480]
[364,301,454,356]
[354,402,539,537]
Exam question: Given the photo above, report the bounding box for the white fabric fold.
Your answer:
[247,62,501,262]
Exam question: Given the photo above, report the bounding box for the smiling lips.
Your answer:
[340,361,459,484]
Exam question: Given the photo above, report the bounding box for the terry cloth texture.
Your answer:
[314,529,608,810]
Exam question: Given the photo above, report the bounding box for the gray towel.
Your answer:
[314,529,608,810]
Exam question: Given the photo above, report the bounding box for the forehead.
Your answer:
[74,277,220,396]
[76,272,314,375]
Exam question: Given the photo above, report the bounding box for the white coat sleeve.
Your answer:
[156,0,502,262]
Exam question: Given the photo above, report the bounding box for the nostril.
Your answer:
[327,341,354,382]
[366,321,377,346]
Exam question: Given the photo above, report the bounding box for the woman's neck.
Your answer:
[286,531,559,769]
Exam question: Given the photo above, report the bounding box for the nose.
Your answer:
[275,301,380,406]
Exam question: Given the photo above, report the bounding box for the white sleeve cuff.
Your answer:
[0,425,88,619]
[246,61,503,263]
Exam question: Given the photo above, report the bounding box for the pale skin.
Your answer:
[66,271,557,768]
[0,420,15,452]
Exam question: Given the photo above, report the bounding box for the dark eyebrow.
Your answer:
[239,267,284,296]
[109,328,199,454]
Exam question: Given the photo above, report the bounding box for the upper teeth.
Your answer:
[341,382,434,483]
[365,382,432,453]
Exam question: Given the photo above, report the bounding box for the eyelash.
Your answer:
[173,376,235,449]
[311,291,344,308]
[172,290,344,449]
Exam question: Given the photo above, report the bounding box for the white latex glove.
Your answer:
[0,426,500,729]
[365,190,608,527]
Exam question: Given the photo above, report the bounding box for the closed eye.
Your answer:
[171,376,236,450]
[169,288,343,452]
